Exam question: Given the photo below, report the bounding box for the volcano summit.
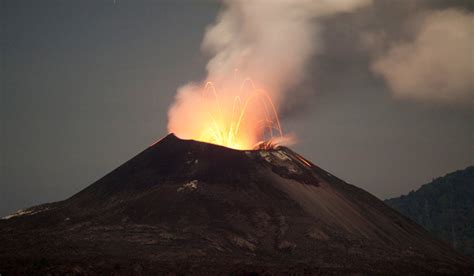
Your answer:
[0,134,472,274]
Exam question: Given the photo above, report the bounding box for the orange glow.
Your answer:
[198,79,282,149]
[294,153,313,167]
[168,77,292,150]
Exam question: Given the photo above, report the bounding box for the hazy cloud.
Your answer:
[371,9,473,105]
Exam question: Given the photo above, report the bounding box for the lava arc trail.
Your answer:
[198,78,284,150]
[169,77,292,150]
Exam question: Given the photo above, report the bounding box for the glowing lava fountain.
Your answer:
[168,78,292,150]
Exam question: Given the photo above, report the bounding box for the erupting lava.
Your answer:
[168,78,290,150]
[199,79,283,149]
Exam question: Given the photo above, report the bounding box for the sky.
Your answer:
[1,0,473,216]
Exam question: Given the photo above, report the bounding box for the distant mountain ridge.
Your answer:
[385,166,474,257]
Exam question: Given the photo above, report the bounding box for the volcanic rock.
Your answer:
[0,134,472,274]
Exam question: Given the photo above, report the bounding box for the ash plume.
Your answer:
[168,0,371,146]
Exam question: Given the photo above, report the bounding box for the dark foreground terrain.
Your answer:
[386,166,474,257]
[1,134,472,274]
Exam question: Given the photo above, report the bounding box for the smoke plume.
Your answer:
[168,0,371,146]
[371,9,474,105]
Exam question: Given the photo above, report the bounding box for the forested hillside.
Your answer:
[386,166,474,256]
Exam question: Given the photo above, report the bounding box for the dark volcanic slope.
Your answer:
[1,134,472,274]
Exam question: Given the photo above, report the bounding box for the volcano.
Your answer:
[1,134,472,274]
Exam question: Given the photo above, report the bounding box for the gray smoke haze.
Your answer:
[370,9,473,105]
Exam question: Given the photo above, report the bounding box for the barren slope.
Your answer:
[0,134,472,274]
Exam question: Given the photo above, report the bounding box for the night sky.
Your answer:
[1,0,473,216]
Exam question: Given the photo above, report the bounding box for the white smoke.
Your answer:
[371,9,474,105]
[168,0,372,143]
[201,0,373,100]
